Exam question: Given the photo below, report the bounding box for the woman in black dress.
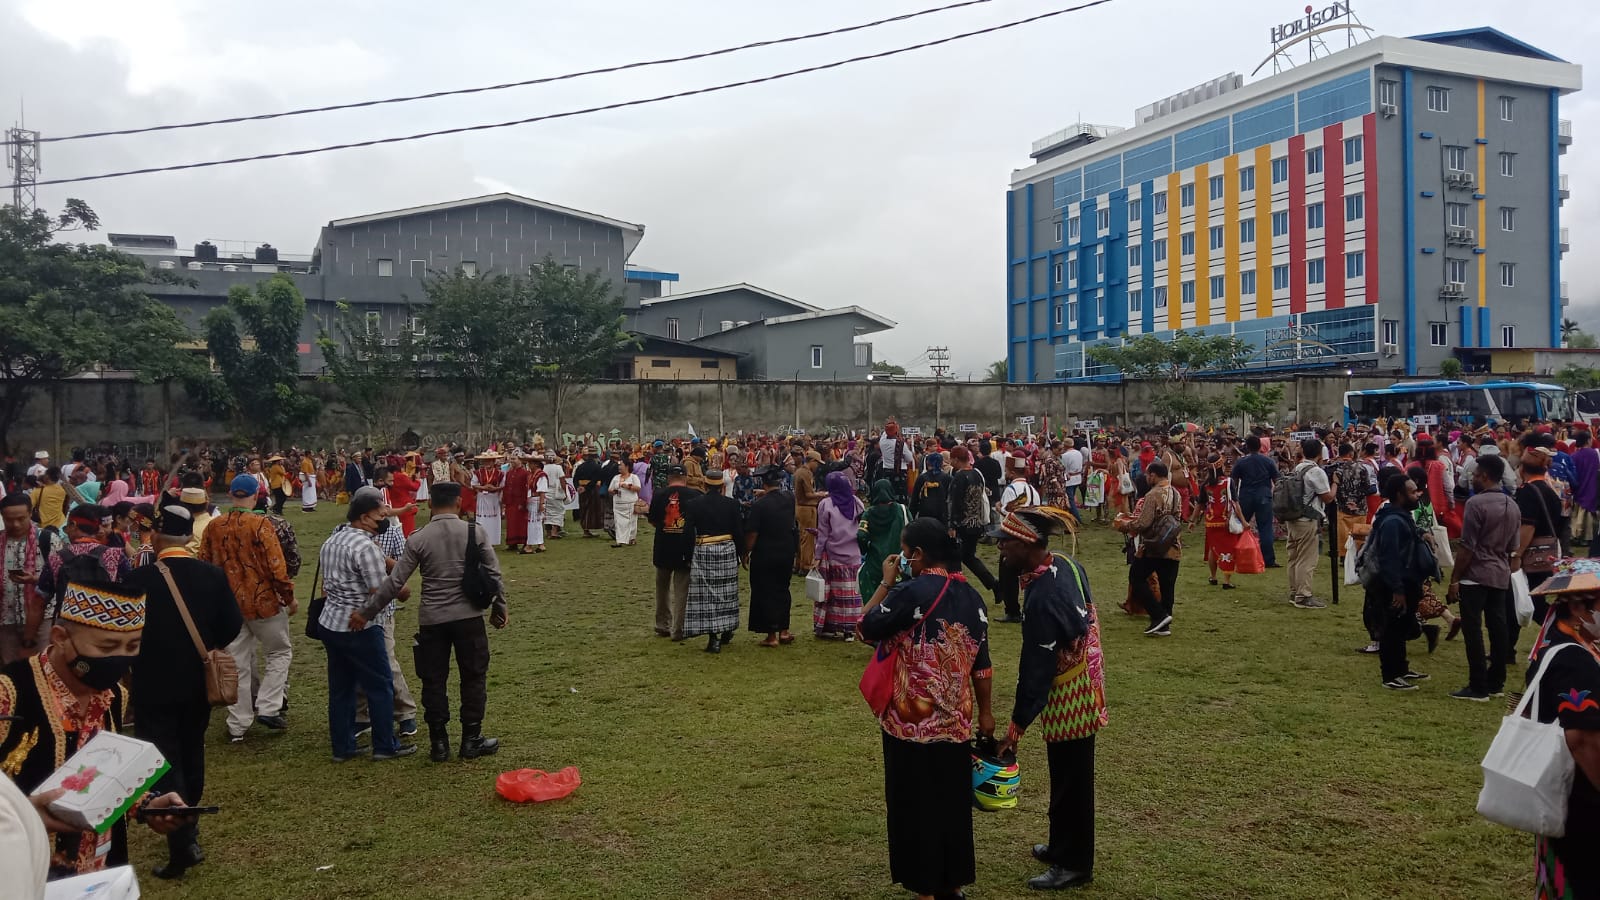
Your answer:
[745,465,797,646]
[859,517,994,900]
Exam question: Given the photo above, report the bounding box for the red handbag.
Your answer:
[860,575,954,716]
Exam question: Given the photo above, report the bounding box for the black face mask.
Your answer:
[68,640,136,691]
[376,518,391,534]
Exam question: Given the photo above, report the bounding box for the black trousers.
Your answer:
[1459,584,1512,694]
[413,616,490,729]
[953,528,998,595]
[271,487,289,515]
[996,555,1022,617]
[136,701,211,856]
[1045,736,1096,873]
[1130,557,1179,626]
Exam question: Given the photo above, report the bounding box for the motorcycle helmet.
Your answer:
[971,736,1020,812]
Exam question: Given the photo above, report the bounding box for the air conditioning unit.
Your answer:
[186,261,203,270]
[157,260,176,269]
[1382,342,1399,357]
[1446,227,1476,245]
[1438,282,1467,300]
[1380,102,1398,118]
[221,264,238,272]
[382,338,400,347]
[1445,172,1476,189]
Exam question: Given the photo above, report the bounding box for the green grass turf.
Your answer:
[131,506,1530,899]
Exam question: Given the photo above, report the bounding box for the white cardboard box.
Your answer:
[30,732,168,835]
[43,865,140,899]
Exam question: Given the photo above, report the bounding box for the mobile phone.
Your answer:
[142,805,220,817]
[7,568,21,578]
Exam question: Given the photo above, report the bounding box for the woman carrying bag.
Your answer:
[859,518,994,900]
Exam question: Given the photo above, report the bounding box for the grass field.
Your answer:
[129,506,1531,899]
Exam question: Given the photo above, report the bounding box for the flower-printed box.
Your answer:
[30,732,169,835]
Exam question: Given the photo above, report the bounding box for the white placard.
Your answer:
[1291,431,1315,441]
[902,426,922,436]
[1018,416,1036,425]
[1075,419,1101,431]
[959,424,978,432]
[1411,414,1439,426]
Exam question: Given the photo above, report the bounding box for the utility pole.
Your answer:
[6,126,41,214]
[928,346,951,379]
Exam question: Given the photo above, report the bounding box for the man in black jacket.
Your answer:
[1364,472,1430,690]
[946,447,999,599]
[131,506,245,879]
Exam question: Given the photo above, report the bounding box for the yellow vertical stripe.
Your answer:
[1166,171,1182,330]
[1194,163,1211,326]
[1224,154,1241,322]
[1254,145,1273,318]
[1476,79,1488,308]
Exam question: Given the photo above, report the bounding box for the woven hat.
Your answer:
[179,487,207,505]
[60,574,146,633]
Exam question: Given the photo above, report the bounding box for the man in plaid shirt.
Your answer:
[349,487,417,739]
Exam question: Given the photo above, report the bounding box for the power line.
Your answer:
[9,0,1009,147]
[4,0,1118,191]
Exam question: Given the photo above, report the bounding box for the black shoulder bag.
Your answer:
[304,557,326,640]
[463,520,497,610]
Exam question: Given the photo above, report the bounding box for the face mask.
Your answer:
[898,553,915,581]
[1578,608,1600,642]
[376,518,391,534]
[67,640,135,691]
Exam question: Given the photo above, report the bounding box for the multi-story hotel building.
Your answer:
[1006,27,1581,382]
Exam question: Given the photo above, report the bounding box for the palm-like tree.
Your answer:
[1562,318,1581,347]
[984,359,1008,383]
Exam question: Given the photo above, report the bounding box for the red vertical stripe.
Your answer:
[1288,134,1307,314]
[1363,113,1379,306]
[1323,123,1345,310]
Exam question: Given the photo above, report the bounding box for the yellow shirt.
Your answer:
[268,464,288,491]
[187,509,213,555]
[30,483,66,529]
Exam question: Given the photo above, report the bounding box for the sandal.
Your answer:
[1222,583,1236,590]
[1208,578,1219,586]
[778,632,795,644]
[758,638,780,648]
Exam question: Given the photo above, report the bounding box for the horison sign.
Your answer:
[1271,2,1353,45]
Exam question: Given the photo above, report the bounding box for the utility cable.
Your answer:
[6,0,1117,190]
[12,0,1008,146]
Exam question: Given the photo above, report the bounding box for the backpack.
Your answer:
[1140,488,1183,557]
[1273,462,1324,523]
[1354,523,1383,589]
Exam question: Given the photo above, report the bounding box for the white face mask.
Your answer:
[1578,608,1600,642]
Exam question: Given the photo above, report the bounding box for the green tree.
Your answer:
[984,360,1008,383]
[1087,331,1253,423]
[316,301,426,448]
[1438,357,1463,378]
[424,269,541,439]
[871,361,907,377]
[0,201,203,453]
[196,274,322,446]
[1212,383,1286,429]
[1554,363,1600,393]
[1561,317,1581,346]
[1570,331,1598,350]
[525,259,637,438]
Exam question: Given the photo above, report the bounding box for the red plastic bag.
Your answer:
[496,767,582,803]
[1234,529,1265,575]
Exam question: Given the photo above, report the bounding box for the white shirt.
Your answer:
[26,463,46,480]
[610,473,641,501]
[542,463,566,495]
[999,478,1040,512]
[1296,460,1331,517]
[1062,448,1084,487]
[879,434,910,471]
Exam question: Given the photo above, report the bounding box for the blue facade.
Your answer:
[1549,87,1563,348]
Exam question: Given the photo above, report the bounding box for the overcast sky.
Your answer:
[5,0,1596,377]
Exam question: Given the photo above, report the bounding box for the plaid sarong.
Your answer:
[813,559,863,636]
[684,540,740,637]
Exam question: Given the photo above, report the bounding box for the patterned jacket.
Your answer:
[1007,554,1107,744]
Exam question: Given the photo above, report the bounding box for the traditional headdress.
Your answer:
[60,573,146,633]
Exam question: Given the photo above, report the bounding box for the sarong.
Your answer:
[684,540,740,637]
[813,559,863,636]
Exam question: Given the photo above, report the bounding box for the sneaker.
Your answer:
[255,714,289,731]
[1143,615,1173,635]
[1488,689,1506,698]
[1401,670,1430,682]
[1383,679,1418,691]
[372,745,419,762]
[397,719,419,738]
[228,733,245,744]
[1151,627,1171,637]
[1451,687,1491,702]
[1292,596,1327,609]
[1357,642,1380,654]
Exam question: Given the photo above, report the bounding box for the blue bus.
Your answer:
[1342,380,1565,426]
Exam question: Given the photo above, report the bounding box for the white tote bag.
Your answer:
[1511,570,1535,627]
[1429,525,1455,569]
[1477,643,1578,836]
[1343,536,1359,586]
[805,568,827,607]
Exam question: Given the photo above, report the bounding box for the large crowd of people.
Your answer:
[1,413,1598,898]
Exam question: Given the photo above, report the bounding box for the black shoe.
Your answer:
[153,841,203,879]
[720,630,735,644]
[152,860,191,880]
[1451,687,1490,702]
[1264,562,1283,568]
[1031,844,1055,864]
[705,635,722,654]
[1028,866,1093,890]
[1143,615,1173,635]
[372,744,418,761]
[186,843,205,865]
[1402,670,1430,682]
[460,723,500,759]
[255,714,288,731]
[1001,614,1024,624]
[1422,624,1441,654]
[429,729,451,763]
[1383,678,1418,691]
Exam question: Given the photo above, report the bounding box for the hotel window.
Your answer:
[1128,244,1142,268]
[1240,218,1256,243]
[1306,202,1325,230]
[1273,265,1290,291]
[1153,239,1167,263]
[701,359,720,370]
[1378,79,1397,107]
[650,359,671,368]
[1271,157,1289,184]
[810,346,823,368]
[1054,221,1063,243]
[1181,232,1195,256]
[1343,136,1363,165]
[460,260,478,277]
[1345,194,1364,222]
[1501,207,1517,232]
[1180,183,1195,208]
[1054,304,1065,326]
[364,308,381,334]
[1345,251,1365,279]
[1093,289,1103,319]
[1096,208,1110,232]
[1502,324,1516,347]
[1181,280,1195,306]
[666,317,680,340]
[1053,261,1065,285]
[1153,192,1168,215]
[1129,197,1143,220]
[1500,262,1516,287]
[1068,216,1080,241]
[1272,210,1289,237]
[410,259,425,277]
[1307,258,1326,285]
[1239,165,1255,192]
[1154,286,1168,308]
[1130,289,1143,313]
[1446,258,1469,283]
[1500,152,1516,177]
[1240,270,1256,295]
[1446,146,1468,171]
[376,258,393,277]
[1209,175,1224,201]
[1499,96,1514,121]
[1067,251,1077,285]
[1426,86,1450,112]
[1068,300,1079,324]
[855,343,870,367]
[1383,319,1399,346]
[408,314,425,337]
[1306,147,1324,175]
[1095,247,1105,279]
[1446,202,1470,228]
[1209,274,1225,298]
[1209,225,1224,251]
[1430,322,1449,347]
